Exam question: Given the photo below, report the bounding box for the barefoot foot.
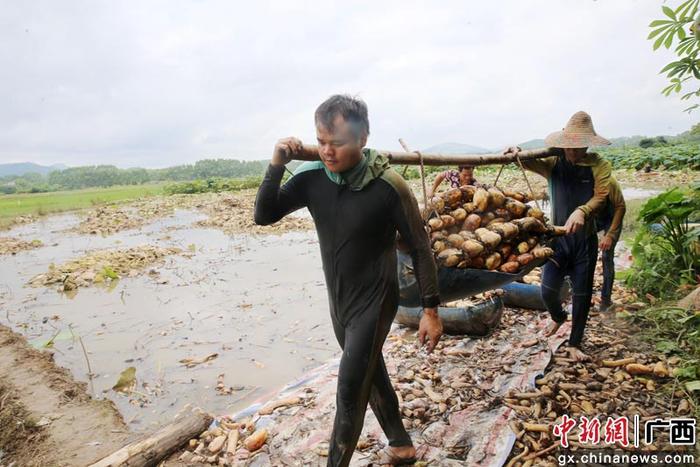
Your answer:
[544,320,564,337]
[377,445,417,465]
[567,346,590,362]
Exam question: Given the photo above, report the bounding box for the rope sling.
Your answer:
[396,142,542,222]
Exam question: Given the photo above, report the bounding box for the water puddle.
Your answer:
[621,187,660,200]
[0,209,335,432]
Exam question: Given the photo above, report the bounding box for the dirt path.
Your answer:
[0,324,133,467]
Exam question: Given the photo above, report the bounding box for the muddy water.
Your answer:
[621,187,660,200]
[536,187,658,213]
[0,209,337,432]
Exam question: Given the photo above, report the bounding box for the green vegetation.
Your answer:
[625,185,700,300]
[621,183,700,407]
[627,305,700,404]
[0,184,164,226]
[598,142,700,170]
[638,136,669,148]
[649,0,700,111]
[163,177,262,194]
[0,158,269,194]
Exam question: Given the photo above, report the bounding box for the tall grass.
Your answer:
[0,184,165,224]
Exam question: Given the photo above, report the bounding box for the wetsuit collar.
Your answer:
[324,148,391,191]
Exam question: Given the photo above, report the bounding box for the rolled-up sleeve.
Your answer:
[605,180,626,242]
[521,156,557,179]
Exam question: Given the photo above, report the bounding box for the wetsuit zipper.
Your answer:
[331,183,342,322]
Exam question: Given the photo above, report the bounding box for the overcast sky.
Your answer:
[0,0,694,168]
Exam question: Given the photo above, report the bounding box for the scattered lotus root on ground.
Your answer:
[195,192,313,235]
[0,214,37,231]
[72,206,145,235]
[27,245,183,291]
[505,316,686,465]
[71,196,199,236]
[0,237,42,255]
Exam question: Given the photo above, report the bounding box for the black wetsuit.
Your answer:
[254,150,439,467]
[523,152,611,347]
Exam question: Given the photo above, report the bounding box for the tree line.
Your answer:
[0,158,271,194]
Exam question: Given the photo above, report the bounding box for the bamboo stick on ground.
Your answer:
[89,412,213,467]
[291,145,555,167]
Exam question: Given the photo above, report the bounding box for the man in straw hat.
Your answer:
[504,111,613,361]
[595,177,626,312]
[255,94,443,466]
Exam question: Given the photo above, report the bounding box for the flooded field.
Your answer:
[0,205,335,433]
[0,182,661,435]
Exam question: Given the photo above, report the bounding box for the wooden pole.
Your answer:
[292,145,554,167]
[89,412,213,467]
[398,138,429,215]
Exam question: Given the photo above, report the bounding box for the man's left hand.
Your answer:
[599,235,613,251]
[564,209,586,234]
[418,308,443,353]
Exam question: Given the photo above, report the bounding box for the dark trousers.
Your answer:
[541,234,598,347]
[600,240,617,305]
[327,295,412,467]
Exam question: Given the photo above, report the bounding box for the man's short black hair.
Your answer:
[315,94,370,139]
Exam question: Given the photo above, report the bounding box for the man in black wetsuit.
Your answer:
[254,95,443,466]
[506,111,612,362]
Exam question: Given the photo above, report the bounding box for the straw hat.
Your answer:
[545,111,611,148]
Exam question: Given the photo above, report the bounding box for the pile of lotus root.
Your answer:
[427,185,563,273]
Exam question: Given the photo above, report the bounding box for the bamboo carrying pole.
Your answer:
[291,145,555,167]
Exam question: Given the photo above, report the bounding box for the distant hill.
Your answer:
[422,142,492,154]
[608,136,651,147]
[0,162,67,177]
[518,139,546,149]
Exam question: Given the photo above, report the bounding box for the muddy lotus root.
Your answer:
[427,184,558,273]
[473,187,490,212]
[461,239,485,258]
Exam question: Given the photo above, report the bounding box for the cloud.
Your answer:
[0,0,693,167]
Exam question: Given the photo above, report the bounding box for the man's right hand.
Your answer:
[564,208,586,234]
[599,235,613,251]
[272,137,303,166]
[418,308,443,353]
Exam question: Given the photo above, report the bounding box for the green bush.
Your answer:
[163,177,262,195]
[626,185,700,299]
[639,138,655,148]
[638,136,668,148]
[599,142,700,170]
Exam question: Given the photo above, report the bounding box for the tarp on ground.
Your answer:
[230,308,570,466]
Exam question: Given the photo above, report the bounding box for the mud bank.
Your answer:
[0,324,131,466]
